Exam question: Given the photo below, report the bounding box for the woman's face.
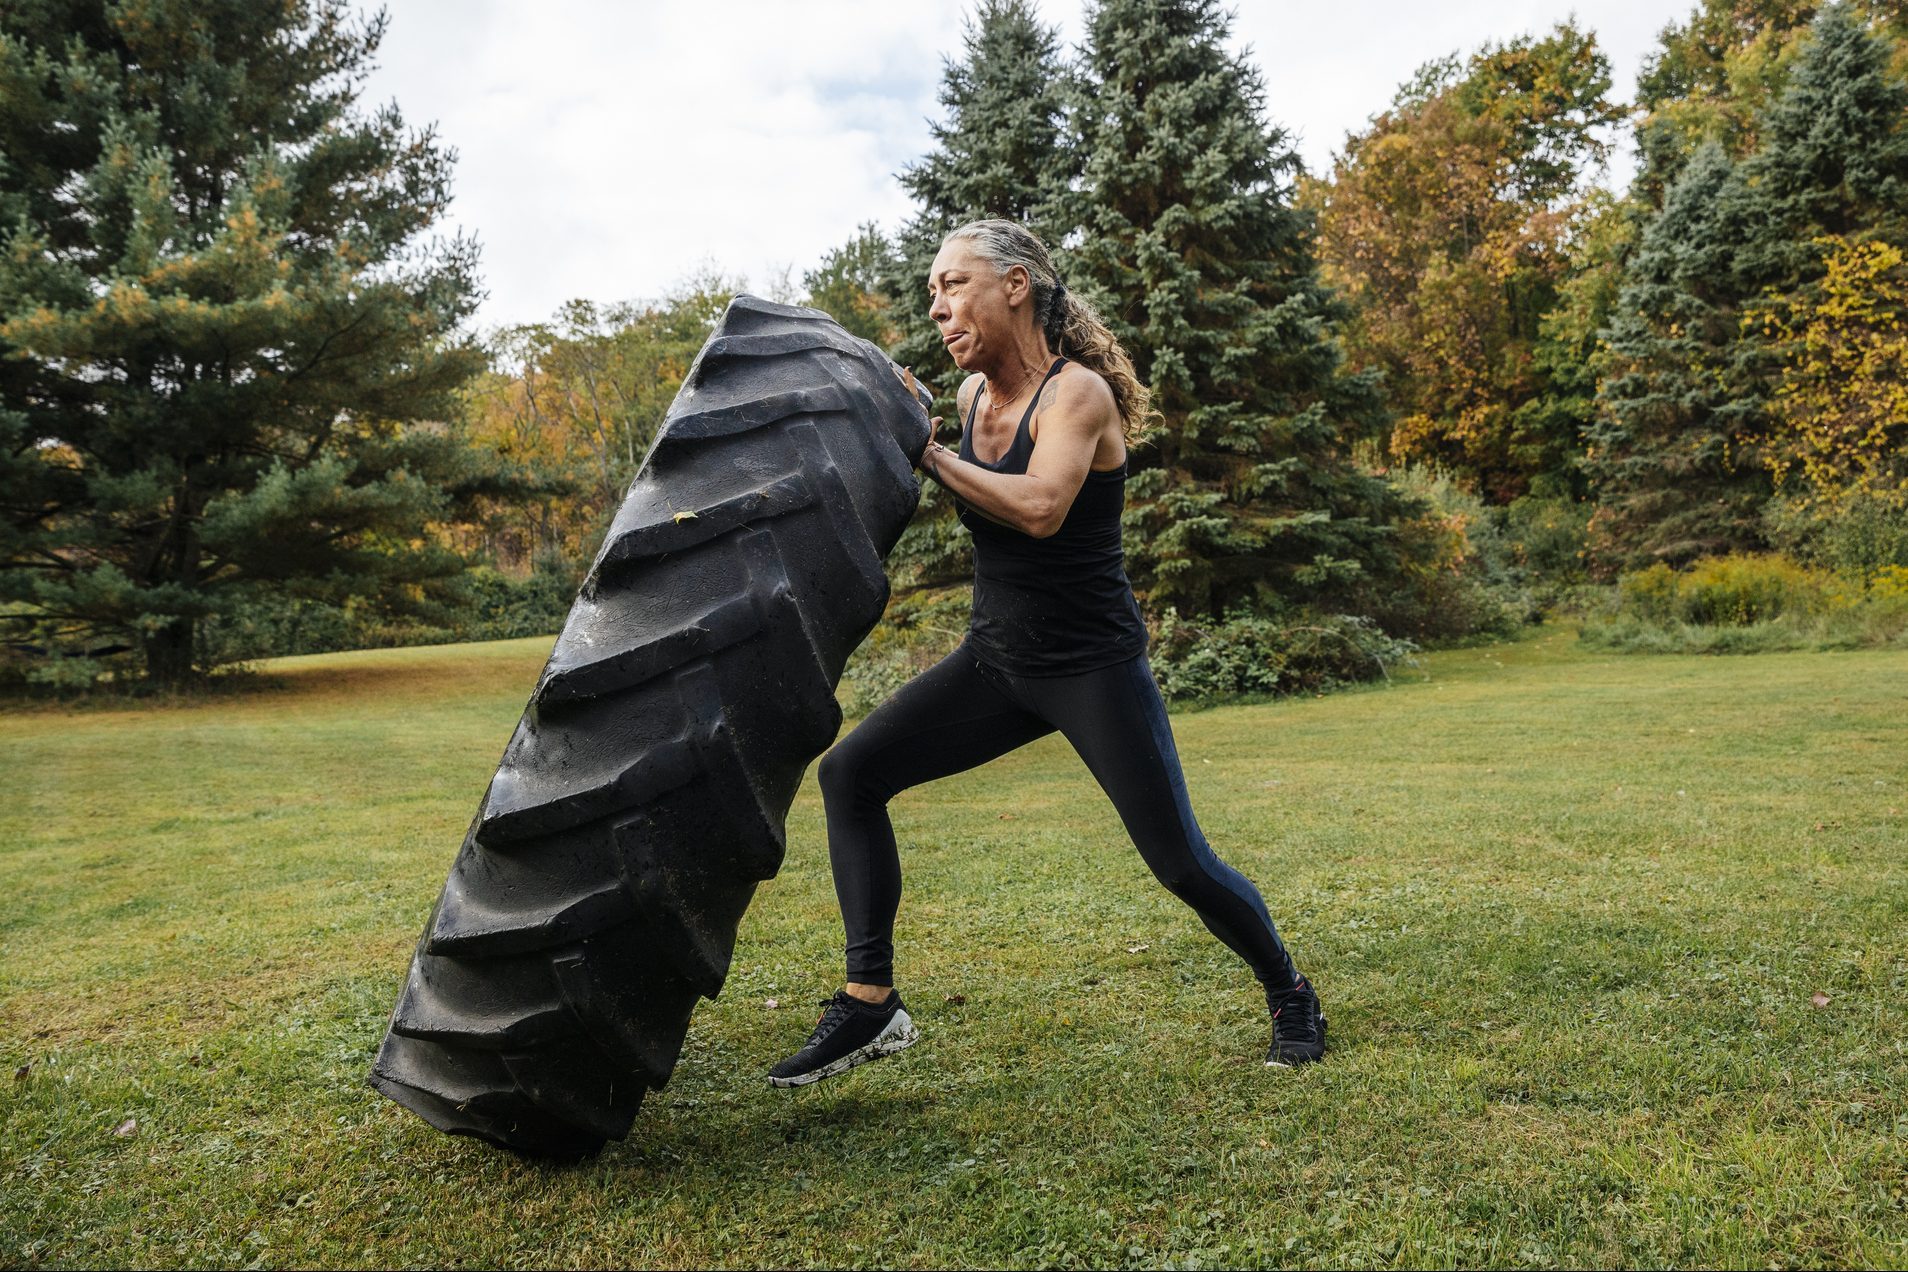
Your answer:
[927,239,1030,372]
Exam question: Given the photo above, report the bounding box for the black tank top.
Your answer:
[954,357,1150,676]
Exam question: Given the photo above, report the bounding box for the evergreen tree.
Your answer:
[1731,2,1908,290]
[1630,0,1904,208]
[1588,143,1766,569]
[1737,2,1908,514]
[0,1,496,686]
[1590,4,1908,571]
[879,0,1074,593]
[1069,0,1407,618]
[885,0,1073,382]
[1631,0,1821,208]
[802,222,902,347]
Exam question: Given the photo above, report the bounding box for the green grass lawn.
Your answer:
[3,629,1905,1268]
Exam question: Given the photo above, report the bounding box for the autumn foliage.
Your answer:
[1309,26,1622,502]
[1765,237,1908,508]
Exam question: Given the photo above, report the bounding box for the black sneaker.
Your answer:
[767,989,919,1088]
[1265,977,1326,1067]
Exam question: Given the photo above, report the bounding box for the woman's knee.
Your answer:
[1141,832,1232,902]
[817,745,855,798]
[818,743,883,809]
[1146,855,1204,900]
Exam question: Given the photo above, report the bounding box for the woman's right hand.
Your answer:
[918,431,952,479]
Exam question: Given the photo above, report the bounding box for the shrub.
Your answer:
[1762,490,1908,579]
[1355,467,1529,644]
[1614,563,1680,625]
[194,555,580,670]
[1616,554,1829,627]
[838,593,1419,715]
[1502,493,1592,581]
[838,587,971,717]
[456,560,577,642]
[1678,554,1827,624]
[1584,552,1908,653]
[1147,608,1417,705]
[197,594,358,666]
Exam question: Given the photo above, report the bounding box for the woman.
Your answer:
[767,220,1324,1088]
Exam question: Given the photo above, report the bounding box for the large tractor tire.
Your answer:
[369,295,932,1156]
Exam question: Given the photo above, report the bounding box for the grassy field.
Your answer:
[2,629,1905,1268]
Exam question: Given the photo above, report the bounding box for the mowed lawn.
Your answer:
[2,629,1904,1269]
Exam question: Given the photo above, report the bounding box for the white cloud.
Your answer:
[364,0,1677,330]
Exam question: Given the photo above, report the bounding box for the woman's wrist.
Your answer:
[922,441,952,481]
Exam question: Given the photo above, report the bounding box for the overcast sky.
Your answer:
[361,1,1683,332]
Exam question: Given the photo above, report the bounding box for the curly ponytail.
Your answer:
[945,219,1157,444]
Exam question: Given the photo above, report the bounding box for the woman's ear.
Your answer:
[1004,264,1031,309]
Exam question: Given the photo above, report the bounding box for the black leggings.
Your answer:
[816,642,1301,993]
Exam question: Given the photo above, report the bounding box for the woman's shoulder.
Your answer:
[1048,358,1118,415]
[956,372,987,417]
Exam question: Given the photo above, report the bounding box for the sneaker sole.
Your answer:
[1265,1015,1328,1068]
[767,1009,920,1089]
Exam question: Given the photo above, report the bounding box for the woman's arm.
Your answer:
[920,372,1117,539]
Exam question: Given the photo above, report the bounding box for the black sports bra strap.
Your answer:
[969,358,1069,426]
[1020,357,1068,428]
[1015,357,1068,449]
[966,358,1069,466]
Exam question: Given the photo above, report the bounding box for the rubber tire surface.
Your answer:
[369,295,931,1156]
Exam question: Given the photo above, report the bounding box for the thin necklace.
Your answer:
[984,356,1046,418]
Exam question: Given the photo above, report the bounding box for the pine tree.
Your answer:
[0,1,496,686]
[1631,0,1822,208]
[1738,2,1908,512]
[1589,4,1908,571]
[1069,0,1406,618]
[885,0,1073,382]
[1588,143,1767,569]
[1731,2,1908,291]
[1630,0,1904,208]
[878,0,1074,594]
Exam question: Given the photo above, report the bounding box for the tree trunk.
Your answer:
[143,617,197,688]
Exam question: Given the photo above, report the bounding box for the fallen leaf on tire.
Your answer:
[1811,991,1830,1008]
[671,509,697,523]
[112,1118,137,1137]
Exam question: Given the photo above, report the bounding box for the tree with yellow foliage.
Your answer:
[1765,237,1908,505]
[1309,24,1623,502]
[458,282,736,573]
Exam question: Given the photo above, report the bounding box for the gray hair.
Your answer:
[944,219,1068,346]
[942,218,1155,439]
